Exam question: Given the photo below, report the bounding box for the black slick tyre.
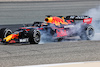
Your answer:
[0,28,12,39]
[28,29,41,44]
[80,25,94,40]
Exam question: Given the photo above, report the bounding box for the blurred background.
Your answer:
[0,0,99,25]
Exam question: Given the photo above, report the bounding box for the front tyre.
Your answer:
[80,25,94,40]
[0,28,12,39]
[28,29,41,44]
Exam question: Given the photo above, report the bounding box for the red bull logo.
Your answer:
[3,33,19,42]
[45,16,68,26]
[83,18,92,24]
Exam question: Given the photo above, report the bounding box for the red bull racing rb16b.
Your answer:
[0,15,94,44]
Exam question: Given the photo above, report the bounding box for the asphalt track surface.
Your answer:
[0,0,100,67]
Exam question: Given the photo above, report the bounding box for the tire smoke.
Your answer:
[84,6,100,40]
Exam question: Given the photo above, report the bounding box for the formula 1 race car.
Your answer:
[0,15,94,44]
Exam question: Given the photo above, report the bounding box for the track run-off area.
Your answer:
[0,0,100,67]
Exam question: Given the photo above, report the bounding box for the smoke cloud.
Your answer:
[84,6,100,40]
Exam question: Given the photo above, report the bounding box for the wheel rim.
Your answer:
[6,31,11,36]
[34,32,40,43]
[86,28,94,39]
[4,29,12,38]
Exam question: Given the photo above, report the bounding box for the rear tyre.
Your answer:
[80,25,94,40]
[28,29,41,44]
[0,28,12,39]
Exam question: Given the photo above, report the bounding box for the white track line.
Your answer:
[15,61,100,67]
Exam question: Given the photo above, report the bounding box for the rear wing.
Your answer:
[65,15,92,24]
[65,15,90,20]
